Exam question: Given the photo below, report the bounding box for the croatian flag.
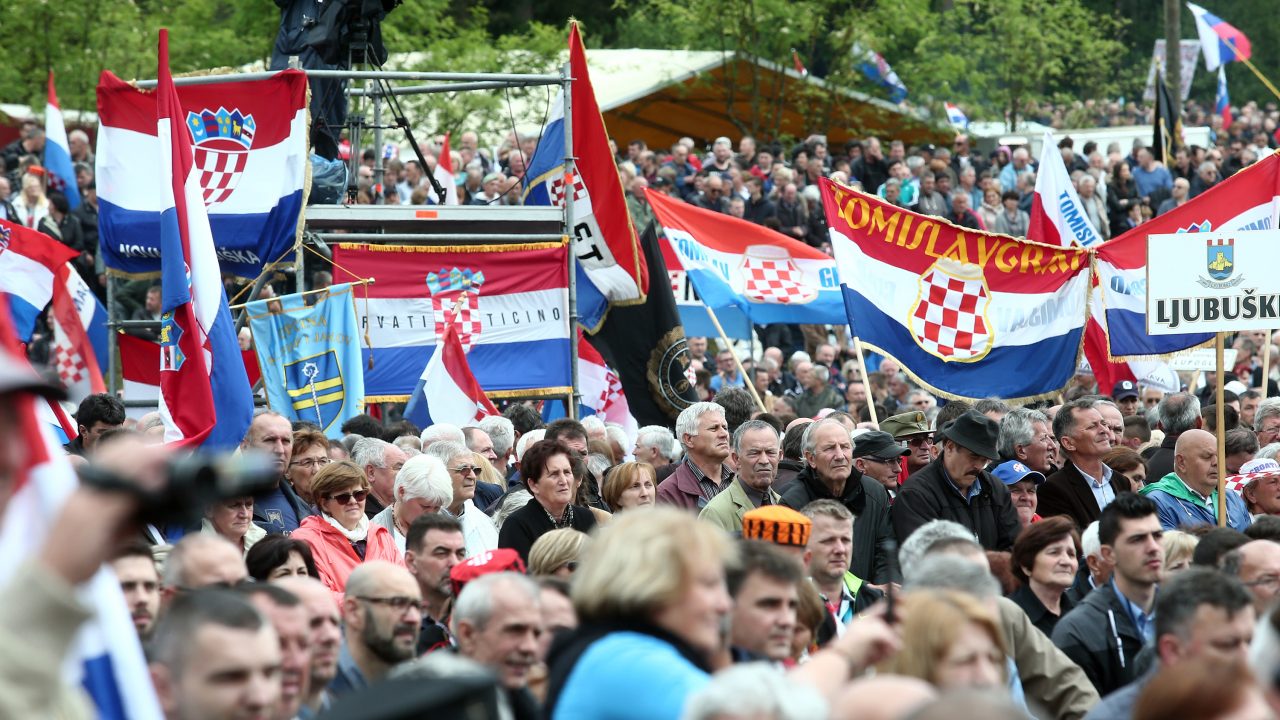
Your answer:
[154,29,253,450]
[1028,130,1102,248]
[0,293,163,720]
[646,188,847,325]
[1094,152,1280,362]
[96,67,307,278]
[118,333,162,418]
[44,72,80,209]
[522,22,648,331]
[1217,66,1233,130]
[543,334,640,444]
[1188,2,1251,71]
[0,218,79,341]
[944,103,969,131]
[822,178,1089,401]
[430,132,458,205]
[49,265,109,403]
[403,298,499,427]
[853,44,908,104]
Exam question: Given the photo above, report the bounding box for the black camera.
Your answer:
[79,452,280,528]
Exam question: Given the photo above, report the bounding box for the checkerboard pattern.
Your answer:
[53,332,87,387]
[742,257,815,304]
[549,172,589,208]
[433,292,482,352]
[194,148,249,205]
[910,270,990,359]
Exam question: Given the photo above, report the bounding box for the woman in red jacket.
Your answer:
[290,460,402,594]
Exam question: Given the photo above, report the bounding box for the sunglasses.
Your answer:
[326,489,369,505]
[906,436,935,447]
[449,465,480,476]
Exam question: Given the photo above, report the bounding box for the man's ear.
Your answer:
[1099,544,1117,567]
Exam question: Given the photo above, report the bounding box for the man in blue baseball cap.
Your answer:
[993,460,1046,528]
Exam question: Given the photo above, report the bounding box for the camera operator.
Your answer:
[0,354,170,717]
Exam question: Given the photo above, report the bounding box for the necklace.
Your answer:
[543,503,574,529]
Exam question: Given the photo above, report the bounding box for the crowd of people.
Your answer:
[12,317,1280,719]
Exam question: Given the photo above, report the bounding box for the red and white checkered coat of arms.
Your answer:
[427,268,485,351]
[909,259,994,362]
[740,245,818,304]
[186,107,255,206]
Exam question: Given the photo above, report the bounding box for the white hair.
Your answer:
[788,351,811,371]
[423,440,470,467]
[604,424,629,454]
[394,454,453,506]
[1081,520,1102,560]
[580,415,606,437]
[675,402,725,447]
[684,663,827,720]
[515,428,546,462]
[352,437,394,469]
[898,519,979,570]
[393,435,422,453]
[420,423,465,447]
[636,425,680,463]
[451,572,540,634]
[477,416,515,458]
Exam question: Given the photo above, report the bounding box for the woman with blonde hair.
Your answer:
[528,528,589,577]
[289,459,401,594]
[880,589,1007,692]
[600,462,656,512]
[1161,530,1198,577]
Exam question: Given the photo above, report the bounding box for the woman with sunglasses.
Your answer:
[290,459,402,595]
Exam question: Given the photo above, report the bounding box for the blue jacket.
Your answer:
[1139,472,1251,532]
[550,630,709,720]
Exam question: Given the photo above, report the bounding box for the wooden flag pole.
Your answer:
[1262,331,1273,401]
[852,336,879,425]
[704,304,767,414]
[1217,331,1227,527]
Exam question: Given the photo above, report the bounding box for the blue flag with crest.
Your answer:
[247,284,365,437]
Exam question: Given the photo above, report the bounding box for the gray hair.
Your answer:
[493,490,532,531]
[1081,520,1102,559]
[392,435,422,453]
[788,351,811,371]
[451,572,540,634]
[800,417,850,456]
[812,365,830,383]
[1258,442,1280,461]
[1158,393,1202,435]
[683,663,828,720]
[477,416,515,458]
[515,429,546,462]
[637,425,680,463]
[898,520,979,570]
[903,554,1000,599]
[604,424,629,454]
[394,454,453,507]
[352,437,394,469]
[585,453,612,482]
[420,423,466,447]
[998,408,1049,458]
[732,419,780,455]
[675,402,725,447]
[1255,398,1280,432]
[580,415,606,437]
[424,440,471,467]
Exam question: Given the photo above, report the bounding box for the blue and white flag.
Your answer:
[854,44,908,104]
[945,102,969,131]
[247,284,365,438]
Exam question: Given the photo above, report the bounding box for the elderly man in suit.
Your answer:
[1037,399,1130,530]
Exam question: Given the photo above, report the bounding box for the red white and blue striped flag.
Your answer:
[0,291,162,719]
[403,297,499,427]
[44,72,80,209]
[154,29,253,450]
[0,219,79,342]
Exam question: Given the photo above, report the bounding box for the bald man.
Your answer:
[1225,540,1280,615]
[1140,428,1251,531]
[160,534,248,609]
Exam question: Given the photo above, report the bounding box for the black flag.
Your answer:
[588,221,698,428]
[1153,69,1184,165]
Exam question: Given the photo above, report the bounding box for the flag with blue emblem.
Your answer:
[247,283,365,438]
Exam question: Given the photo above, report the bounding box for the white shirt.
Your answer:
[457,499,498,557]
[1075,462,1116,511]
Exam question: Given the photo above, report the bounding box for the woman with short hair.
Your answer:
[289,459,402,594]
[371,454,453,552]
[600,462,657,512]
[287,428,332,504]
[498,440,598,562]
[528,528,589,577]
[1007,516,1080,636]
[880,589,1007,691]
[245,535,318,582]
[202,495,265,556]
[1103,446,1148,492]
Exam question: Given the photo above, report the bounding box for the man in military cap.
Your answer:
[880,411,934,477]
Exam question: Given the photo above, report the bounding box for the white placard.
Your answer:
[1146,230,1280,335]
[1167,348,1238,372]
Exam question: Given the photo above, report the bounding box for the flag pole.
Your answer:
[852,336,879,425]
[562,57,580,420]
[1262,331,1273,401]
[1216,331,1227,528]
[1223,38,1280,103]
[703,304,767,414]
[227,278,376,311]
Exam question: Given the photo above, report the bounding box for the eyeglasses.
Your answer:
[326,489,369,505]
[906,436,935,447]
[865,456,903,467]
[357,596,423,613]
[290,457,332,470]
[449,465,480,476]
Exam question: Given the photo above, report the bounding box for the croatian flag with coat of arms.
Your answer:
[821,178,1089,401]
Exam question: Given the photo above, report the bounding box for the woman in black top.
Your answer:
[1008,515,1080,637]
[498,439,597,562]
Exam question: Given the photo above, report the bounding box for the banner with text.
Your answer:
[331,242,572,400]
[1147,230,1280,335]
[822,178,1090,401]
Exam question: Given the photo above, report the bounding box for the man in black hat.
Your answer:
[852,430,910,496]
[891,411,1021,550]
[1112,380,1141,417]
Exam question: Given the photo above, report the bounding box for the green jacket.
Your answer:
[698,478,782,534]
